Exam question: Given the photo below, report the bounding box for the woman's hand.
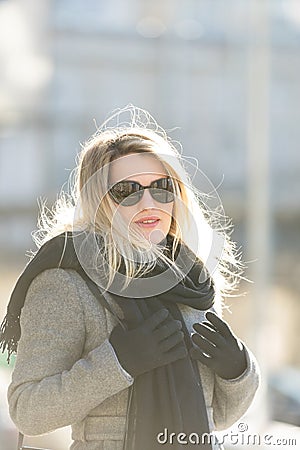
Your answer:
[109,308,188,378]
[189,311,247,380]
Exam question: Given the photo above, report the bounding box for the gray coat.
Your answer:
[7,268,260,450]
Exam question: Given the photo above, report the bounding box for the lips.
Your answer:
[135,216,160,228]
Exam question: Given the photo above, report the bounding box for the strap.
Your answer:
[17,432,23,450]
[78,270,127,331]
[17,431,51,449]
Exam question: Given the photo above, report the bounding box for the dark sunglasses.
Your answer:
[108,176,175,206]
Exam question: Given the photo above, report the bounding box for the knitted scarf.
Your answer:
[0,231,215,449]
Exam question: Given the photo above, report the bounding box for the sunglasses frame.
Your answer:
[108,176,175,206]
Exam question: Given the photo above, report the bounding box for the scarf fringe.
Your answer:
[0,312,20,364]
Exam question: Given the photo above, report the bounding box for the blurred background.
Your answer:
[0,0,299,449]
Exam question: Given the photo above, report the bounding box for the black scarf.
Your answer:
[0,231,215,450]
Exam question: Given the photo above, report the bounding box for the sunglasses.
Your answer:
[108,177,175,206]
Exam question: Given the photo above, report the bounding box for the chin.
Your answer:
[144,229,168,245]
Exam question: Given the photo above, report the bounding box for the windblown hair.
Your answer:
[31,106,245,313]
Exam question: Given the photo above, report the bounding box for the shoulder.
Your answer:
[26,267,92,298]
[26,268,81,300]
[23,268,88,320]
[24,268,108,319]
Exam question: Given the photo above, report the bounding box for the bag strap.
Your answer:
[17,432,23,449]
[78,270,127,330]
[17,431,52,449]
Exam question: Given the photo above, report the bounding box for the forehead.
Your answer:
[109,153,167,184]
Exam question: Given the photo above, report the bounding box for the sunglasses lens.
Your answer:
[151,189,174,203]
[109,181,142,206]
[121,191,143,206]
[150,178,175,203]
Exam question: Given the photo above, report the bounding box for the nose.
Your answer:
[138,188,156,208]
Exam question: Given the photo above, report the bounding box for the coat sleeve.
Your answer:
[212,341,261,430]
[7,268,134,436]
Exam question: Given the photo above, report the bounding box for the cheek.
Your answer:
[161,204,174,225]
[167,202,174,216]
[114,206,137,225]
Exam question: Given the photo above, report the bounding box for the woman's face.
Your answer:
[108,153,174,244]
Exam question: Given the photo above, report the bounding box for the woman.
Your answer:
[1,107,260,450]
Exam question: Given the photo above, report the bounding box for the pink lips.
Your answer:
[135,216,160,228]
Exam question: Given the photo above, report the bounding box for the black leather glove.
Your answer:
[189,311,247,380]
[109,308,188,377]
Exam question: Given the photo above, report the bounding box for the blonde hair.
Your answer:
[32,106,245,313]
